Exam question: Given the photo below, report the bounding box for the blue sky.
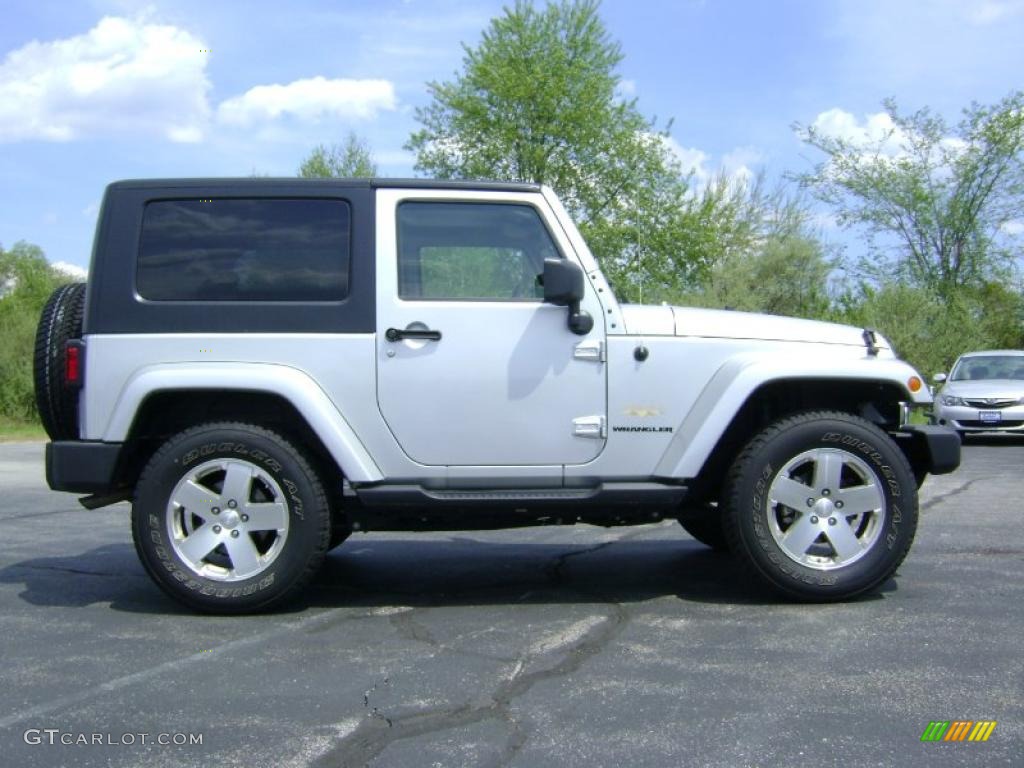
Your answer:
[2,0,1023,273]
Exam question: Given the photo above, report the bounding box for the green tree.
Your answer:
[665,172,834,317]
[298,133,378,178]
[0,242,72,422]
[687,234,834,319]
[796,91,1024,294]
[834,280,1024,378]
[406,0,701,297]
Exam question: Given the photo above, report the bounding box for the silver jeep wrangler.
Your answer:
[36,178,959,613]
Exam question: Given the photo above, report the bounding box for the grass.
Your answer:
[908,407,933,426]
[0,416,47,442]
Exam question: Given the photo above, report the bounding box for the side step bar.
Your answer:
[349,481,688,531]
[356,481,687,509]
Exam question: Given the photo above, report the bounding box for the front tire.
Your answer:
[723,411,918,601]
[132,422,330,613]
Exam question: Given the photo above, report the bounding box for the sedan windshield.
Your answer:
[950,355,1024,381]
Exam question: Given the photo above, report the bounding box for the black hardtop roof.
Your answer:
[107,177,542,193]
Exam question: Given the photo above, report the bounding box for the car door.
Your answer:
[375,188,607,467]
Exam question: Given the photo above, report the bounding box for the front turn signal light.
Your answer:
[907,376,923,393]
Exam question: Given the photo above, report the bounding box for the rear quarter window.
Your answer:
[137,199,350,302]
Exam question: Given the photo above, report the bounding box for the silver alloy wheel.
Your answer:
[766,448,884,570]
[167,458,290,582]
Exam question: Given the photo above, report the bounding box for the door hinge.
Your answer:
[573,415,607,439]
[573,340,605,363]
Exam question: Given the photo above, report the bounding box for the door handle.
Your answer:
[385,327,442,342]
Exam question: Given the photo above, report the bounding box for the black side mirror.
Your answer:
[542,258,593,335]
[543,258,583,305]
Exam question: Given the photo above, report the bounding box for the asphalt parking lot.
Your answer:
[0,439,1021,768]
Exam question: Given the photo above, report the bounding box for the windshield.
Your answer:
[950,355,1024,381]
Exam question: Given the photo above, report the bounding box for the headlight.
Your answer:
[941,395,964,406]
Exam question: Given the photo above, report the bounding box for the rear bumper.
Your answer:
[46,441,123,494]
[897,425,961,476]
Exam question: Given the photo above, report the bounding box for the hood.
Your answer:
[939,379,1024,398]
[619,304,889,350]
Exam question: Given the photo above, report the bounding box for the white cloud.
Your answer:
[216,76,396,126]
[810,108,909,155]
[967,0,1024,25]
[811,211,841,232]
[722,146,764,185]
[833,1,1023,94]
[808,107,972,176]
[52,261,88,279]
[659,135,711,185]
[1001,219,1024,236]
[616,79,637,98]
[658,135,764,189]
[0,16,211,143]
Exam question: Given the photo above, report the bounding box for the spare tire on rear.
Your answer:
[33,282,86,440]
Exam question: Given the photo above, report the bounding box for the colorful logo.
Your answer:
[920,721,997,742]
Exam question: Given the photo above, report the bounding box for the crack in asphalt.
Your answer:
[386,611,520,665]
[312,606,627,768]
[13,563,124,578]
[389,610,439,647]
[920,476,990,513]
[543,540,617,585]
[311,533,647,767]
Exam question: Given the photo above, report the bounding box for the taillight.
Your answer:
[64,340,84,389]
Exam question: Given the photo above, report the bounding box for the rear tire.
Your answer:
[723,410,918,601]
[33,282,86,440]
[132,422,330,613]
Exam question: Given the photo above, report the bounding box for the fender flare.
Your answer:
[655,353,927,480]
[103,362,383,483]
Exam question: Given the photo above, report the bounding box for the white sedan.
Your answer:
[932,350,1024,436]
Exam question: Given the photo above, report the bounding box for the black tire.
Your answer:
[723,410,918,602]
[679,509,729,551]
[132,422,331,613]
[33,282,86,440]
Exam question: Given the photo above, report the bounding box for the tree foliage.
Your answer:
[796,91,1024,294]
[686,233,833,319]
[835,281,1024,378]
[663,173,834,316]
[298,133,378,178]
[406,0,702,296]
[0,242,72,422]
